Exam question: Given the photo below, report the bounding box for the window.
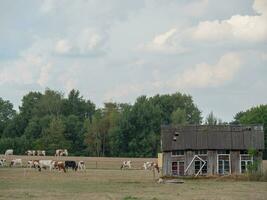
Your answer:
[217,150,230,154]
[195,150,207,155]
[217,154,231,175]
[171,150,184,157]
[240,152,253,173]
[172,161,184,176]
[194,160,207,175]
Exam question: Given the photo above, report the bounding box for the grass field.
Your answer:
[0,157,267,200]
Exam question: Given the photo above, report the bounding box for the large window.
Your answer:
[217,152,231,175]
[240,153,253,173]
[172,161,184,176]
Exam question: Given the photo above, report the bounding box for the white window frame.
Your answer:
[239,154,253,174]
[171,161,185,176]
[217,153,231,175]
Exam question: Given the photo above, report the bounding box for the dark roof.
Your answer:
[161,125,265,151]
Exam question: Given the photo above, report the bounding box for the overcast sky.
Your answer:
[0,0,266,121]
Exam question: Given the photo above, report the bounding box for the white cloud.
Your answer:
[139,28,188,54]
[54,28,106,56]
[169,53,242,88]
[192,0,267,42]
[55,39,72,54]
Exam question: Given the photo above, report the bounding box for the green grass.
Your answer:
[0,168,267,200]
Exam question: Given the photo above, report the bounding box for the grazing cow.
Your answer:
[5,149,13,156]
[39,160,53,171]
[0,158,6,167]
[77,161,86,171]
[25,150,36,156]
[65,161,77,171]
[54,161,66,173]
[10,159,22,167]
[37,150,46,156]
[120,160,132,170]
[55,149,68,156]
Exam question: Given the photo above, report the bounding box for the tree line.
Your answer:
[0,89,266,158]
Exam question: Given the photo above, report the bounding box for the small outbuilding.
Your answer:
[161,125,264,176]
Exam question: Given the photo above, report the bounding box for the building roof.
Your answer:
[161,125,265,151]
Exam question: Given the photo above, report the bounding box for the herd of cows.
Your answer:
[1,149,160,173]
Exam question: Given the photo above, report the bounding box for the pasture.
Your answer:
[0,156,267,200]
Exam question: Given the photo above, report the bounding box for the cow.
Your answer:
[65,161,77,171]
[39,160,54,171]
[0,158,6,167]
[143,162,160,173]
[77,161,86,171]
[54,161,66,173]
[143,162,153,170]
[5,149,13,156]
[25,150,36,156]
[10,159,22,167]
[37,150,46,156]
[120,160,132,170]
[55,149,68,156]
[27,160,40,169]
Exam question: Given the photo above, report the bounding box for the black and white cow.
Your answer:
[65,161,77,171]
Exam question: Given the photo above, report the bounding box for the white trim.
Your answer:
[184,155,206,177]
[239,154,253,173]
[217,154,231,175]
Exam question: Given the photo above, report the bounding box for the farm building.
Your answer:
[161,125,265,176]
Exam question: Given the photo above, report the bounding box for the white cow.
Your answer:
[120,160,132,169]
[10,159,22,167]
[5,149,13,156]
[0,158,6,167]
[55,149,68,156]
[77,161,86,171]
[39,160,54,171]
[37,150,46,156]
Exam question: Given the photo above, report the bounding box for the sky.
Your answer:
[0,0,266,122]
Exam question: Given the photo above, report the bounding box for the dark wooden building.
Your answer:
[161,125,264,176]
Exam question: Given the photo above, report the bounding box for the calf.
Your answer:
[77,161,86,171]
[120,160,132,170]
[10,159,22,167]
[65,161,77,171]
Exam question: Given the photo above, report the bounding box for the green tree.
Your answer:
[205,111,223,125]
[37,117,70,155]
[63,89,95,120]
[171,108,187,124]
[233,105,267,158]
[0,97,16,136]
